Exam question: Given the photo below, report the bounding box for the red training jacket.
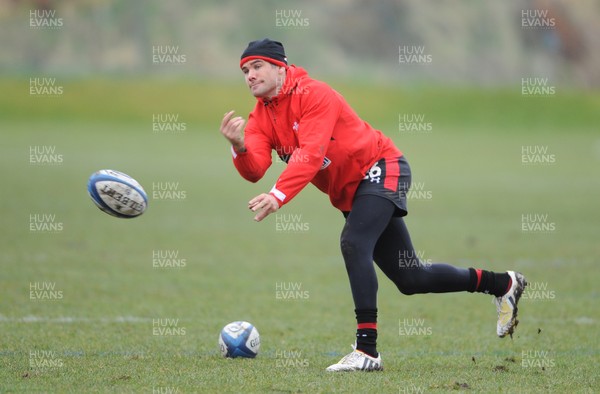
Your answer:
[231,65,402,212]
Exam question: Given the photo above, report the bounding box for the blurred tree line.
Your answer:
[1,0,598,88]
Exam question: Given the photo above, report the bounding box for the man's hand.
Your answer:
[220,110,246,152]
[248,193,279,222]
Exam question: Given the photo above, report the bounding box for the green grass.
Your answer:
[0,80,599,393]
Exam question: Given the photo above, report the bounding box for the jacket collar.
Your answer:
[261,65,307,106]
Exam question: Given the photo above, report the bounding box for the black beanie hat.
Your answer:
[240,38,288,68]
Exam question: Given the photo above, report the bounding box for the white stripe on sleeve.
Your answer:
[270,186,286,203]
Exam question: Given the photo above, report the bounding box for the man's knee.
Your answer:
[394,269,428,295]
[394,276,416,295]
[340,230,362,259]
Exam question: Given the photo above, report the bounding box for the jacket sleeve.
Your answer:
[231,112,273,183]
[269,84,342,206]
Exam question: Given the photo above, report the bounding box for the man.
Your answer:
[219,38,527,372]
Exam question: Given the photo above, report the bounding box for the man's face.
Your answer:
[241,59,285,98]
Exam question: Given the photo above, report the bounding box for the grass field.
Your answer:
[0,79,599,393]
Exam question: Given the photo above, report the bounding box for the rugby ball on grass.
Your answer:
[219,321,260,358]
[87,169,148,218]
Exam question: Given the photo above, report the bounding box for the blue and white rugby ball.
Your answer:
[219,321,260,358]
[87,169,148,218]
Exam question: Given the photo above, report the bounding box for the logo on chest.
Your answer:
[276,146,331,170]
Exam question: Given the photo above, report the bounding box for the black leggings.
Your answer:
[340,194,471,310]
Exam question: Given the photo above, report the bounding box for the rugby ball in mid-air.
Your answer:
[219,321,260,358]
[87,169,148,218]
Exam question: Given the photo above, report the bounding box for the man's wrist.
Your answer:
[233,143,246,153]
[269,192,283,208]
